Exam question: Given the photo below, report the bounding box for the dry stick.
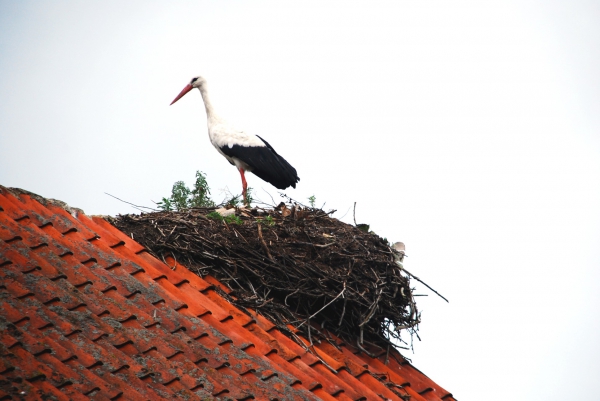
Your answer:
[262,189,277,207]
[268,226,279,242]
[284,289,300,306]
[359,289,382,327]
[104,192,158,212]
[357,335,381,359]
[396,262,449,303]
[161,253,177,270]
[290,331,338,374]
[218,262,245,290]
[165,224,178,241]
[385,344,390,365]
[338,298,347,326]
[296,282,346,329]
[293,241,336,248]
[353,201,357,226]
[232,227,251,245]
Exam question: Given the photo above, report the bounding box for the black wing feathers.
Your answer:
[220,136,300,189]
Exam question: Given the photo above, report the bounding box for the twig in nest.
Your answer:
[290,330,338,373]
[233,228,250,245]
[356,338,377,358]
[293,241,336,248]
[285,289,299,306]
[297,282,346,329]
[338,298,347,326]
[257,223,274,261]
[397,262,449,303]
[161,253,177,270]
[167,224,178,239]
[385,344,390,365]
[359,289,382,327]
[105,192,158,212]
[262,189,277,207]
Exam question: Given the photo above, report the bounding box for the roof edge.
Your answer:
[5,186,86,217]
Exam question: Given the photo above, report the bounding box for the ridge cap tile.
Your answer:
[0,192,29,221]
[42,203,101,240]
[17,194,97,240]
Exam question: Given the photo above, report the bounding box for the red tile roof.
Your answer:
[0,185,456,400]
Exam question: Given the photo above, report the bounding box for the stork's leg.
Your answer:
[238,168,248,206]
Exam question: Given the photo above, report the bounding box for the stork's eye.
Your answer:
[191,77,198,83]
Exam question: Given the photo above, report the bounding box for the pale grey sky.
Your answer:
[1,1,600,399]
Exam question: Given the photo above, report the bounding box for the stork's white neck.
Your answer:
[197,84,221,124]
[195,80,268,150]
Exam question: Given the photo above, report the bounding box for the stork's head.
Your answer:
[170,76,206,105]
[189,76,206,88]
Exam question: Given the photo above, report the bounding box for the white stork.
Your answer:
[170,76,299,205]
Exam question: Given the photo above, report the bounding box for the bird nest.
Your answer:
[109,203,420,356]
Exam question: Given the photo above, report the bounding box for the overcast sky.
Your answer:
[1,1,600,399]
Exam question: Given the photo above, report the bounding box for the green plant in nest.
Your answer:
[257,215,275,226]
[224,214,242,225]
[156,170,215,211]
[206,211,223,221]
[206,211,242,225]
[189,171,216,208]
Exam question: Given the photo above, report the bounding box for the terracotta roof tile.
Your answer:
[0,185,456,400]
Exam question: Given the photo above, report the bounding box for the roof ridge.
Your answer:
[4,186,85,217]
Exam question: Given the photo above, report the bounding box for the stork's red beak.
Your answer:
[170,83,193,105]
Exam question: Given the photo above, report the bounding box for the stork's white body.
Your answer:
[204,116,265,172]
